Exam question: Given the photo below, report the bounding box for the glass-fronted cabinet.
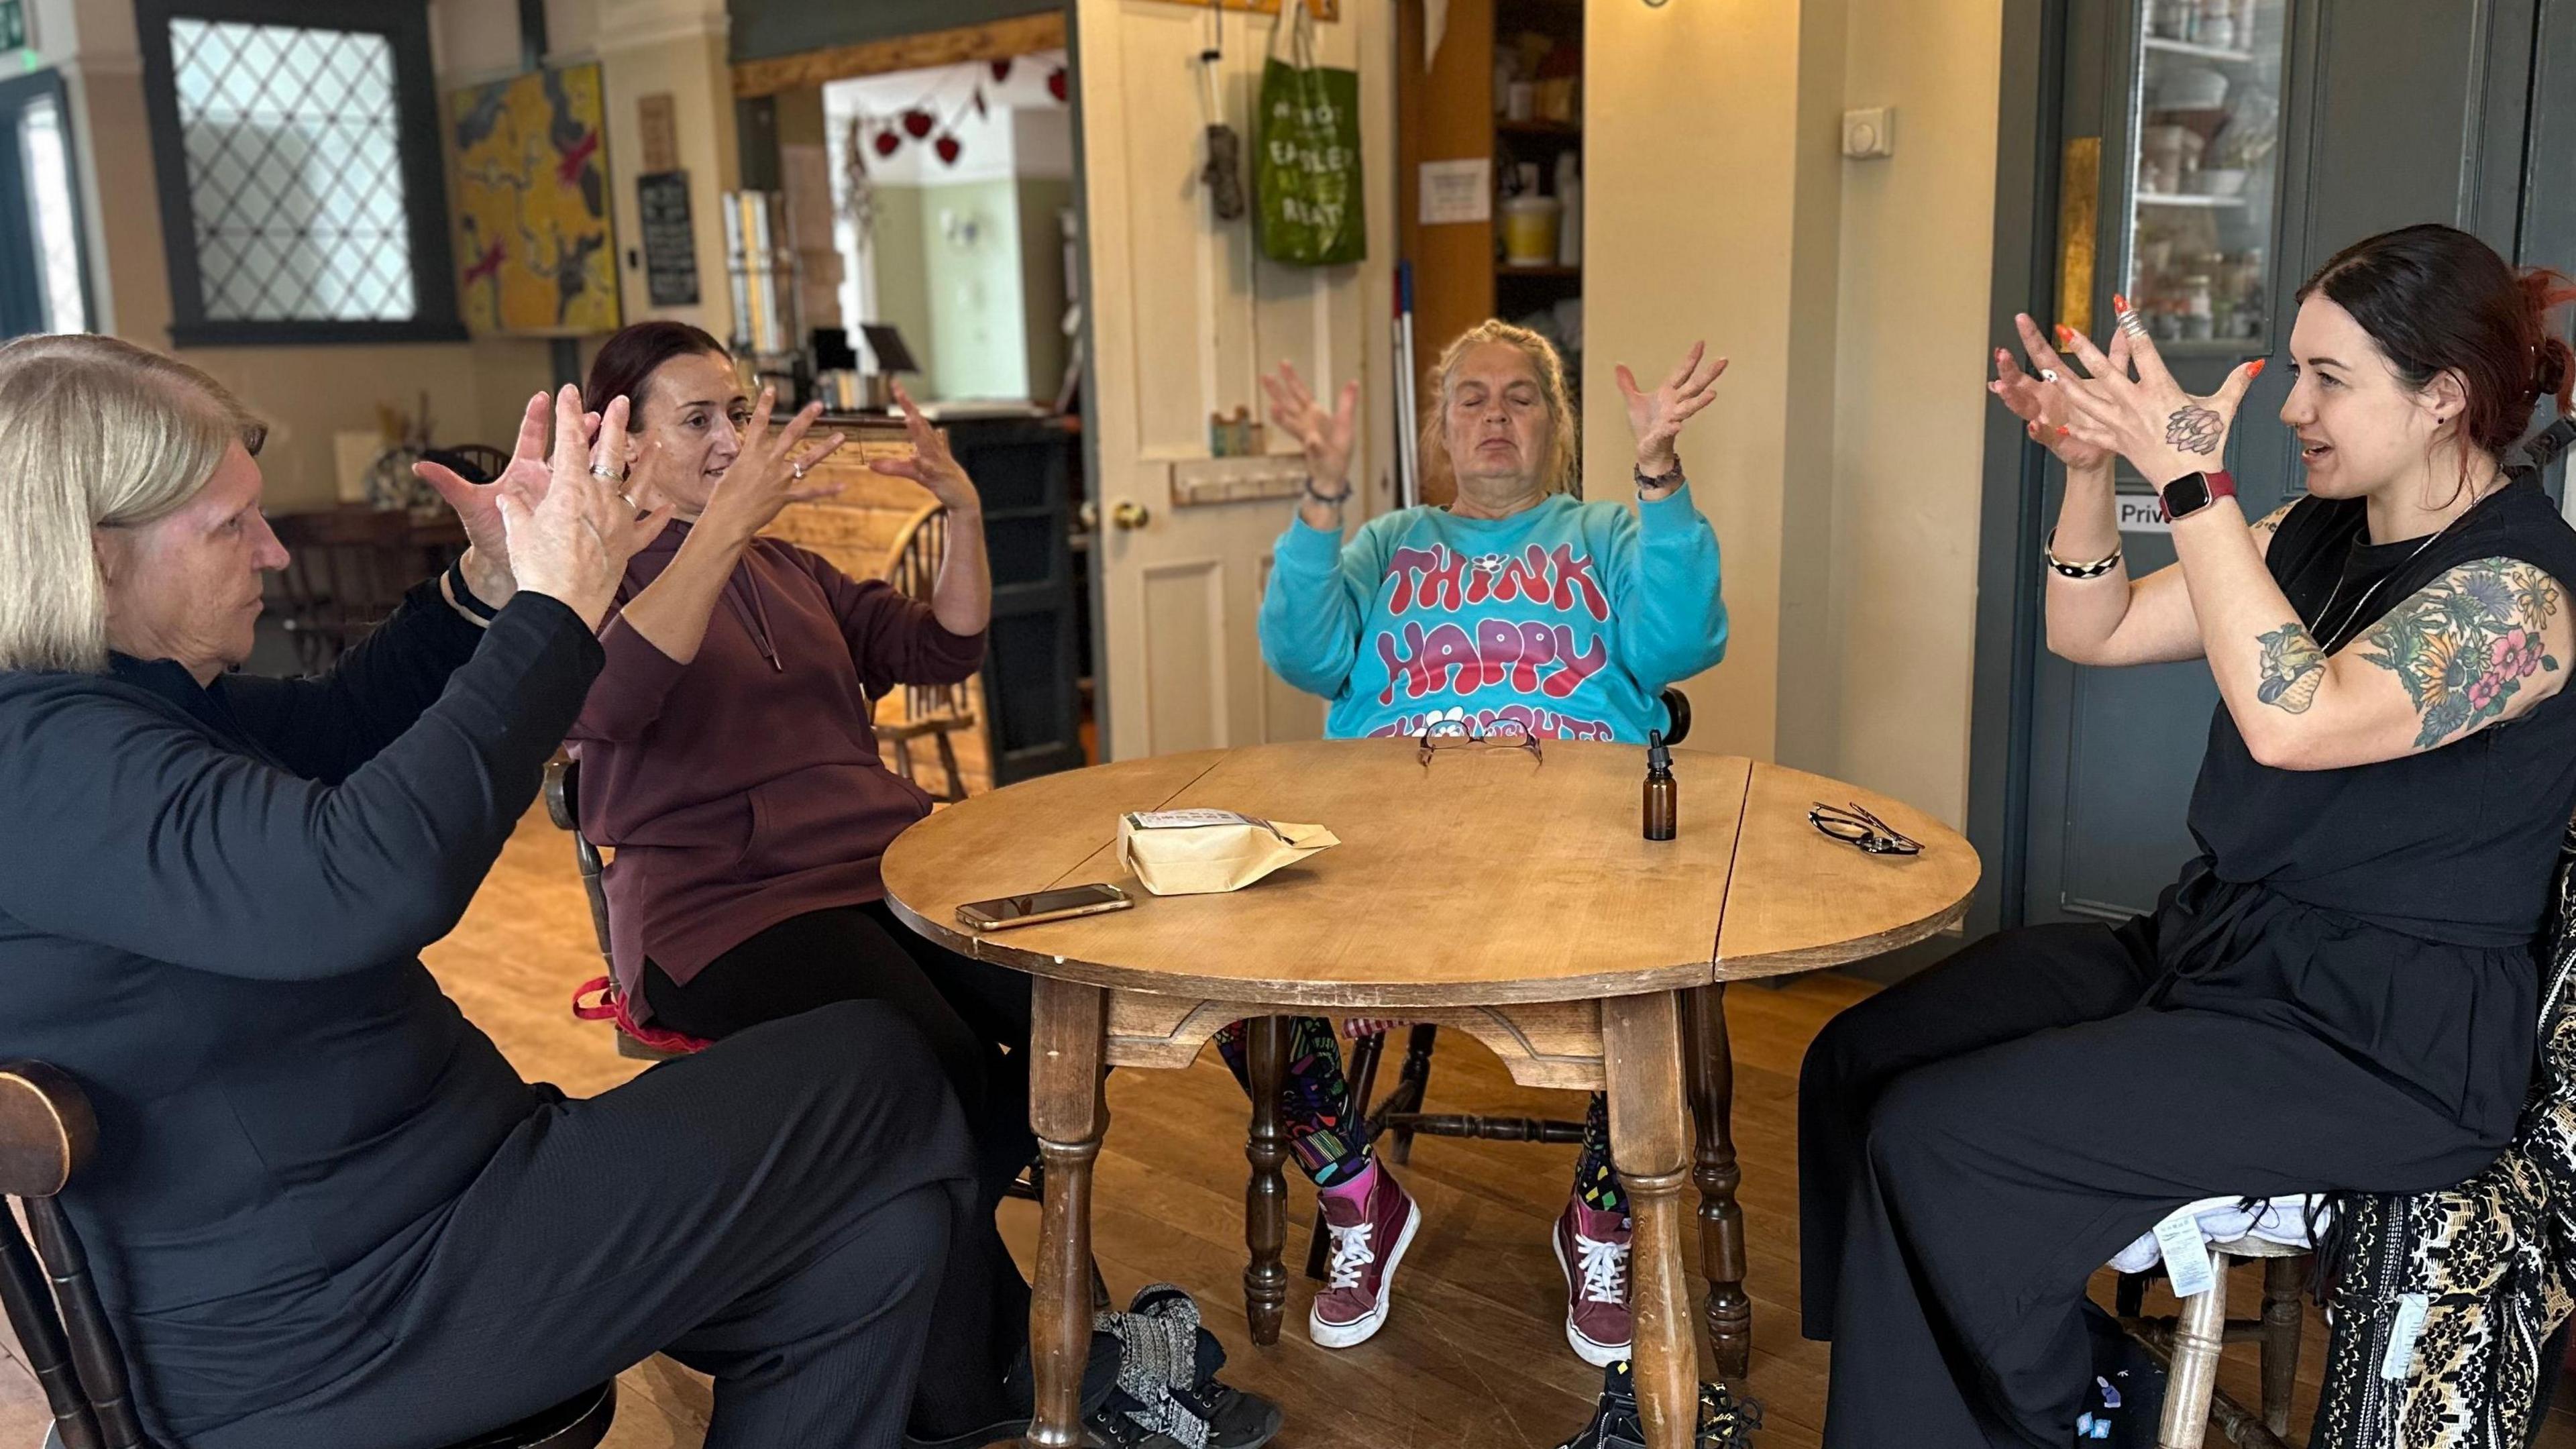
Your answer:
[2123,0,2289,356]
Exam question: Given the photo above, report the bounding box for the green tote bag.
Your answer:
[1256,3,1366,267]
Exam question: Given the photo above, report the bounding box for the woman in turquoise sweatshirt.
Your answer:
[1218,320,1729,1365]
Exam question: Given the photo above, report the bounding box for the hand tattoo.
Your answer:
[2255,623,2326,712]
[2166,405,2225,455]
[2361,558,2564,749]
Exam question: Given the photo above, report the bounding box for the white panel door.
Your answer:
[1077,0,1395,760]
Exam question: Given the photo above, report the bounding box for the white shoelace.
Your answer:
[1325,1221,1378,1291]
[1574,1232,1629,1305]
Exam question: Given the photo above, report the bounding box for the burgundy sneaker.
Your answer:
[1308,1167,1420,1348]
[1554,1195,1633,1366]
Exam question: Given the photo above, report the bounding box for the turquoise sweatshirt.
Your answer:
[1258,488,1727,743]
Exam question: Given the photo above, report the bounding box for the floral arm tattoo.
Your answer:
[2359,559,2565,749]
[2255,622,2327,712]
[2249,501,2294,540]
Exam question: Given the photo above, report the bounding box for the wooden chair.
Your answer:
[1302,688,1700,1275]
[0,1061,616,1449]
[2115,1234,2310,1448]
[545,757,702,1063]
[268,508,420,674]
[875,504,979,803]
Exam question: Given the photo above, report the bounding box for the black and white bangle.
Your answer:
[2043,528,2123,580]
[1635,457,1685,497]
[441,558,500,627]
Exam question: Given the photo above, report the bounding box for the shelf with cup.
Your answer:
[2143,36,2260,64]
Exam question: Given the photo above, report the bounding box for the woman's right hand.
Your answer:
[502,386,673,628]
[1260,360,1360,498]
[696,386,847,543]
[1992,313,2118,472]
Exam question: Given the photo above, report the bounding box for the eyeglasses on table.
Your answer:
[1415,719,1544,768]
[1809,801,1921,855]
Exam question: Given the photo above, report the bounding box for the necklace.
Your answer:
[2310,473,2502,650]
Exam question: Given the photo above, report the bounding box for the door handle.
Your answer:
[1111,500,1152,531]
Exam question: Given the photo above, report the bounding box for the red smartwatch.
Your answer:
[2158,469,2237,522]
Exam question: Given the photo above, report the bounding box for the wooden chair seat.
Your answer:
[2114,1230,2312,1449]
[2,1061,616,1449]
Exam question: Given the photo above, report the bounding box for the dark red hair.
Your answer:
[2296,225,2576,480]
[582,320,729,431]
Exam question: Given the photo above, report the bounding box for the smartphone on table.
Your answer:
[955,882,1134,932]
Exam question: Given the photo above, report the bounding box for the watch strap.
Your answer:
[2158,468,2237,522]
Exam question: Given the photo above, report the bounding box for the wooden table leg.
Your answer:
[1605,991,1699,1449]
[1685,982,1753,1380]
[1242,1014,1289,1344]
[1028,977,1109,1449]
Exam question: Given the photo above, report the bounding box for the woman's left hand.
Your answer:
[869,383,985,517]
[1617,341,1728,478]
[2049,299,2263,488]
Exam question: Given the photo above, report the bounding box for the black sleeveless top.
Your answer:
[2154,476,2576,1132]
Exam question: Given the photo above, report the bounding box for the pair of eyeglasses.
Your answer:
[1809,801,1921,856]
[1417,720,1544,768]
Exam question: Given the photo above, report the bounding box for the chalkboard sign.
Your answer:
[637,170,699,307]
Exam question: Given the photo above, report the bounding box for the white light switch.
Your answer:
[1842,106,1895,160]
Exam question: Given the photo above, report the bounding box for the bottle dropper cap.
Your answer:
[1648,729,1671,771]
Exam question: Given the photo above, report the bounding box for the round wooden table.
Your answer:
[881,739,1978,1449]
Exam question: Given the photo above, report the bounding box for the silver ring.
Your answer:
[590,464,623,482]
[791,462,807,480]
[2116,309,2151,339]
[2039,369,2061,383]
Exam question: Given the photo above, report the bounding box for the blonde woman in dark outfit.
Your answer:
[1801,223,2576,1446]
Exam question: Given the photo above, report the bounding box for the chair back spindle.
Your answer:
[1,1062,148,1449]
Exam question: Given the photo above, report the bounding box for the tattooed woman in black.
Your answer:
[1797,223,2576,1448]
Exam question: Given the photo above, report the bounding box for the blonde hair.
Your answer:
[0,335,265,673]
[1418,319,1580,498]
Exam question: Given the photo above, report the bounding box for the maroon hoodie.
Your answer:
[568,520,985,1014]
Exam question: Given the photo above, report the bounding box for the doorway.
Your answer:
[1967,0,2576,934]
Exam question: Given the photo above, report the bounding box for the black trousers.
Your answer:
[645,901,1037,1438]
[1797,920,2517,1448]
[195,1004,973,1449]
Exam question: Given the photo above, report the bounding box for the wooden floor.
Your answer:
[7,801,2576,1447]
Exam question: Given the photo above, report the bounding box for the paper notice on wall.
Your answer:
[1420,159,1491,225]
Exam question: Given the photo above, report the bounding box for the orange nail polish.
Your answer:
[2248,359,2267,378]
[2113,293,2131,313]
[2056,426,2071,437]
[2055,325,2074,347]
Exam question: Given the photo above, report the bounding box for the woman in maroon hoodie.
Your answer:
[568,321,1036,1444]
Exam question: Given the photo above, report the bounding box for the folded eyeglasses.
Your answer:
[1415,719,1544,768]
[1808,801,1921,856]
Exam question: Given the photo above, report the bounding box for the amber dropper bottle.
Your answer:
[1644,730,1677,841]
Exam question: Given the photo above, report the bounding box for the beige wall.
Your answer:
[1584,0,2002,829]
[27,0,745,514]
[33,0,564,514]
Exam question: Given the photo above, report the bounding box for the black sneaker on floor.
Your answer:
[1556,1360,1762,1449]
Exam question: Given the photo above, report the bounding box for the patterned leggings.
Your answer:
[1212,1016,1623,1212]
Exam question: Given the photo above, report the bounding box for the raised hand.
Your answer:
[1258,361,1359,497]
[1991,314,2117,472]
[1616,341,1728,476]
[2048,298,2263,486]
[500,386,672,628]
[700,385,846,541]
[867,383,983,515]
[413,390,565,607]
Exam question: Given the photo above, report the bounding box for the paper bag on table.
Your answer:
[1116,809,1339,896]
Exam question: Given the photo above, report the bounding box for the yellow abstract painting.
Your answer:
[449,65,619,335]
